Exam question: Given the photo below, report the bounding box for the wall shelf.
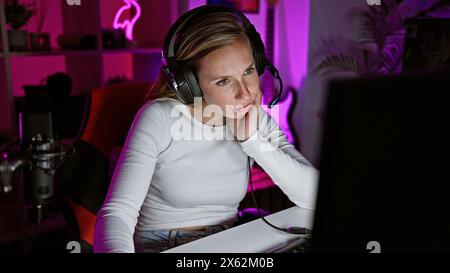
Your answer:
[0,0,178,139]
[0,49,100,57]
[102,47,161,55]
[0,47,161,58]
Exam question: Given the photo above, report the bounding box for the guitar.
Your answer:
[260,0,298,148]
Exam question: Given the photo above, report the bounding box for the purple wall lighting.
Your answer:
[113,0,142,40]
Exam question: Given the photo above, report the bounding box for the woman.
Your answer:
[93,5,318,253]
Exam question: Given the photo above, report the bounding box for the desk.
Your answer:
[163,206,314,253]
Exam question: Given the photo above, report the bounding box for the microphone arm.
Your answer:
[265,61,283,109]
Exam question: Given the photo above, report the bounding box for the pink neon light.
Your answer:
[113,0,142,40]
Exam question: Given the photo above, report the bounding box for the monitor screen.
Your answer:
[311,71,450,253]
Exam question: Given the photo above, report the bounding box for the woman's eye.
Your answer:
[244,67,256,76]
[216,79,230,87]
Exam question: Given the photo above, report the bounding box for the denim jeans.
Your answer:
[133,224,231,253]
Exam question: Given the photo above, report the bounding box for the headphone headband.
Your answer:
[162,5,261,65]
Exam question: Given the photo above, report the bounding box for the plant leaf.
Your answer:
[379,42,404,75]
[314,54,363,76]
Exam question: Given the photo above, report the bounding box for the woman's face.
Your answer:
[196,38,262,120]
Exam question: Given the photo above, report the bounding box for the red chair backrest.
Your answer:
[81,82,151,157]
[65,82,151,247]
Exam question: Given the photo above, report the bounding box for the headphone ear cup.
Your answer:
[246,26,266,75]
[172,63,202,105]
[162,65,188,104]
[253,51,266,76]
[179,63,203,99]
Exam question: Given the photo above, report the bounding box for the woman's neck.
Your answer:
[188,99,227,127]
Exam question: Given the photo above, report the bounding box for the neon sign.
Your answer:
[113,0,142,40]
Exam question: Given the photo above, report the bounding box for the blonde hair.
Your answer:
[145,12,251,104]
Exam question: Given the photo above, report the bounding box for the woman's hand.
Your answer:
[227,100,260,142]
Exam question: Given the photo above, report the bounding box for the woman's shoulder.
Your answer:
[129,98,183,145]
[138,97,183,119]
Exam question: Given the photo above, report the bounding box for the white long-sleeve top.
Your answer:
[93,97,318,253]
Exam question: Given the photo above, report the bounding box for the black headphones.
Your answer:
[161,5,282,108]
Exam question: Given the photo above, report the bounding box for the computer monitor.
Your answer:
[311,71,450,253]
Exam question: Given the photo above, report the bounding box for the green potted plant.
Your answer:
[313,0,450,77]
[4,0,34,52]
[29,0,52,51]
[314,0,406,77]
